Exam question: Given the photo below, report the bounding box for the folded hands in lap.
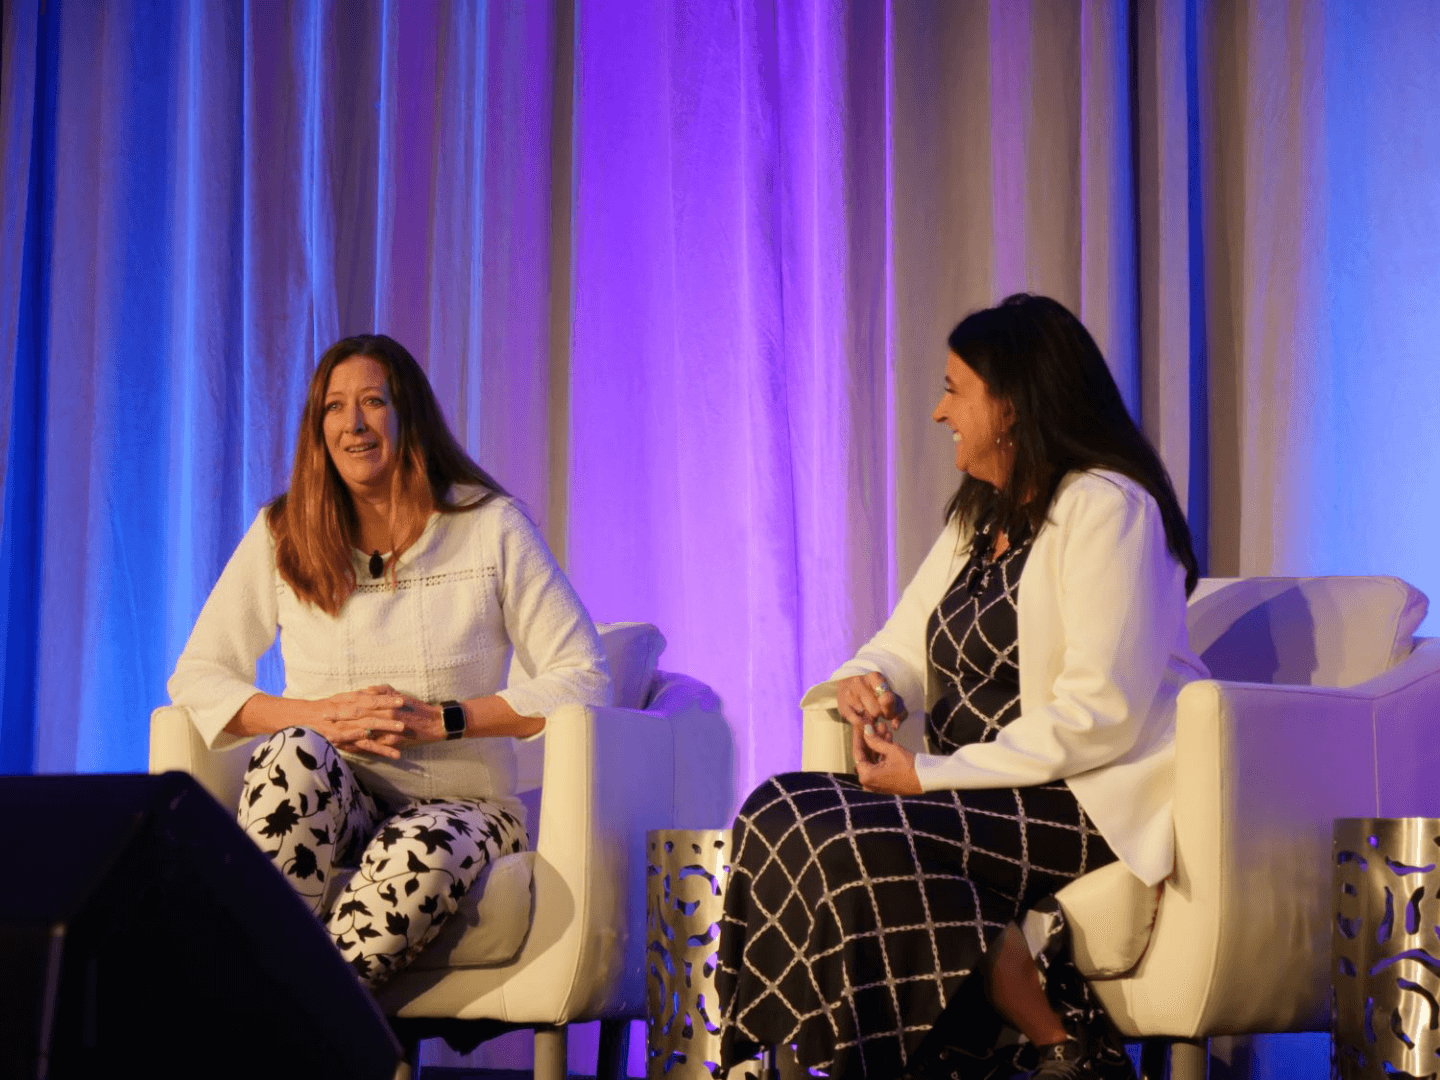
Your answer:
[309,686,454,759]
[834,674,921,796]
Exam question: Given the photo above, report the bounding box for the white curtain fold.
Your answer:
[5,0,1440,787]
[1,0,1439,950]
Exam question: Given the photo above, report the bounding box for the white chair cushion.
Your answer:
[1025,861,1161,978]
[507,620,666,711]
[1187,576,1427,688]
[415,851,535,968]
[326,851,536,970]
[595,621,667,709]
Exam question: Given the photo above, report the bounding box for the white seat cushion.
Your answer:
[413,851,535,968]
[1022,861,1161,978]
[1188,576,1427,688]
[326,851,536,970]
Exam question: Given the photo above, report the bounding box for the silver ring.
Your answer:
[872,678,889,695]
[365,728,374,738]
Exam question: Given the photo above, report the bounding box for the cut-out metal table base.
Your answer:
[1333,817,1440,1079]
[644,829,805,1080]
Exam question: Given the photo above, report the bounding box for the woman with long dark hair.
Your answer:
[169,334,610,987]
[718,295,1205,1078]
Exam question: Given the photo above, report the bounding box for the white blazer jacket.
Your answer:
[809,470,1206,886]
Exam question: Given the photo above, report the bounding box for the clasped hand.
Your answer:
[308,685,453,760]
[834,674,921,796]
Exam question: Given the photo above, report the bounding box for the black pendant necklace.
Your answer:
[369,550,384,579]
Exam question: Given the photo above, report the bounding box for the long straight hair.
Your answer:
[944,294,1199,593]
[268,334,507,615]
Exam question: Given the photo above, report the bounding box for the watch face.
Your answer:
[443,702,465,736]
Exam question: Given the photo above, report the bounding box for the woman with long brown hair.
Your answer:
[169,334,610,987]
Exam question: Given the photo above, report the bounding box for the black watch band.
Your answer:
[441,700,466,741]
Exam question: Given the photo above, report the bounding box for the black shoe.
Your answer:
[1031,1036,1093,1079]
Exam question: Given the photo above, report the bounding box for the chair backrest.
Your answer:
[1186,576,1428,688]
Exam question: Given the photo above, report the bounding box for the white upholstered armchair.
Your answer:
[803,575,1440,1080]
[150,622,734,1080]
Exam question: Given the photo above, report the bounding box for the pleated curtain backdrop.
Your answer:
[4,2,1440,1070]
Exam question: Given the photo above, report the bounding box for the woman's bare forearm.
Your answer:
[458,694,543,740]
[224,692,321,738]
[225,688,543,744]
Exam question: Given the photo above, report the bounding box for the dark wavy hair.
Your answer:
[268,333,507,614]
[944,294,1198,593]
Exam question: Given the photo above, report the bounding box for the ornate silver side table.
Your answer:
[1333,817,1440,1078]
[644,829,804,1080]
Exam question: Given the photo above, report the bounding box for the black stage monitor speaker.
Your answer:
[0,771,404,1079]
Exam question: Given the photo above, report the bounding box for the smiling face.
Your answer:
[931,351,1015,488]
[321,355,400,495]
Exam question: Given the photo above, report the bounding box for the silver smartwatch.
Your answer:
[440,700,466,740]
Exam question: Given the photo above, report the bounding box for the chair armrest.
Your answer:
[149,705,259,809]
[801,700,854,773]
[802,691,926,774]
[503,692,734,1024]
[1367,637,1440,816]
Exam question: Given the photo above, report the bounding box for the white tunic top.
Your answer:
[168,491,611,814]
[814,470,1207,886]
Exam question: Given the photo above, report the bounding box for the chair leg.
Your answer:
[535,1024,568,1080]
[596,1019,630,1080]
[1138,1038,1170,1080]
[389,1025,419,1080]
[1168,1038,1208,1080]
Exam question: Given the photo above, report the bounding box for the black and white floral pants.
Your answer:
[236,726,527,988]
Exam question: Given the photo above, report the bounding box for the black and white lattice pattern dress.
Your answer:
[717,527,1136,1079]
